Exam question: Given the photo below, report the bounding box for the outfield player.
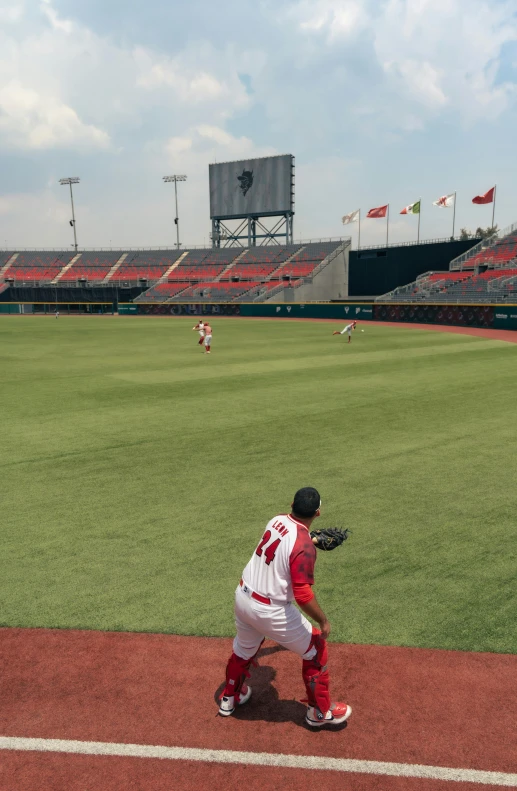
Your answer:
[192,320,206,347]
[203,322,212,354]
[218,487,352,728]
[332,320,357,343]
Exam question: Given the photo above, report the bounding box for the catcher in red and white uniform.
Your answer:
[192,321,206,347]
[219,487,352,728]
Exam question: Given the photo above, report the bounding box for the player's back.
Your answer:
[241,514,314,603]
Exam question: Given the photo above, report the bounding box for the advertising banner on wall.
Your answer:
[137,304,241,316]
[239,304,373,319]
[374,303,494,328]
[493,309,517,330]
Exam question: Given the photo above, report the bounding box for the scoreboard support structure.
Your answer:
[211,212,294,248]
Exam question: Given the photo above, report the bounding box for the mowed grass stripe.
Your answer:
[0,317,515,653]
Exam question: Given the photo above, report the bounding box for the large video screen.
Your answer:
[209,155,294,219]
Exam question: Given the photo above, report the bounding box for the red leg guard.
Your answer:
[198,337,204,345]
[302,628,330,716]
[222,652,253,699]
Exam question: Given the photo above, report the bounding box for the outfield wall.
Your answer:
[2,301,516,330]
[121,302,517,329]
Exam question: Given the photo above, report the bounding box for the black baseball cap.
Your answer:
[292,487,321,518]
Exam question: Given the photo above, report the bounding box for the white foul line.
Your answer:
[1,737,516,787]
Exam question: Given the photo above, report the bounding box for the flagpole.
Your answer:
[417,197,421,243]
[386,204,389,247]
[492,185,496,229]
[452,191,456,239]
[358,210,361,250]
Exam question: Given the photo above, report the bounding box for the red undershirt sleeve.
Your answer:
[293,581,315,605]
[290,526,317,607]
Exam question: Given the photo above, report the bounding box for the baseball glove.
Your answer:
[310,527,351,551]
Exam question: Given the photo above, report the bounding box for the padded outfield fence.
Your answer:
[2,301,516,330]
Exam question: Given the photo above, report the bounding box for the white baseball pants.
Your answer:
[233,584,315,661]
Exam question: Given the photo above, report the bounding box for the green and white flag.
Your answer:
[400,200,420,215]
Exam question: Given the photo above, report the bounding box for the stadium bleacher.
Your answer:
[59,252,123,281]
[2,241,342,302]
[168,281,261,302]
[3,252,71,282]
[377,223,517,304]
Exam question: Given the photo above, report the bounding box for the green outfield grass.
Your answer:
[1,315,515,653]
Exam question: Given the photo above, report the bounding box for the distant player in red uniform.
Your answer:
[218,487,352,728]
[203,322,212,354]
[192,320,206,347]
[333,320,357,343]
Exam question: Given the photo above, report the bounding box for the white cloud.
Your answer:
[286,0,517,126]
[0,80,110,149]
[40,0,73,33]
[374,0,517,121]
[291,0,369,38]
[0,1,23,23]
[135,49,236,104]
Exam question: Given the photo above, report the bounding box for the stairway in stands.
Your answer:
[0,253,18,278]
[52,253,81,283]
[215,249,248,281]
[265,246,305,280]
[103,253,129,283]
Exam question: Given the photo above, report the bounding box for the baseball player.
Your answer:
[192,320,206,347]
[218,487,352,728]
[332,320,357,343]
[203,322,212,354]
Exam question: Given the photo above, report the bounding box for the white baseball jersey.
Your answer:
[241,514,316,603]
[341,323,355,334]
[195,322,206,336]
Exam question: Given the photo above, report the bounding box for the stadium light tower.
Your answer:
[59,177,80,252]
[163,175,187,250]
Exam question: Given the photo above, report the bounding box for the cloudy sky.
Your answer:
[1,0,516,250]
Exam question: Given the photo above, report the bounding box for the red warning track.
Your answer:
[0,628,515,790]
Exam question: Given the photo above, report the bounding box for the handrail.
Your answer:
[450,220,517,269]
[357,235,477,251]
[0,237,351,254]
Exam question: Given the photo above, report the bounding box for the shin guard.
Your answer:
[302,628,330,716]
[222,652,253,700]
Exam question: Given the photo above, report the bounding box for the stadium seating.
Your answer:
[3,241,344,301]
[378,263,517,304]
[109,250,185,283]
[272,242,338,279]
[220,263,277,280]
[4,252,71,282]
[465,234,517,267]
[168,281,261,302]
[139,282,190,301]
[59,252,122,281]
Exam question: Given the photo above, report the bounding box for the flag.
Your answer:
[366,204,388,219]
[342,209,360,224]
[472,187,495,205]
[433,193,455,208]
[400,200,420,215]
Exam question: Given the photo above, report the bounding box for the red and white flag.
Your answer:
[472,187,495,205]
[366,204,388,219]
[342,209,360,225]
[433,193,455,208]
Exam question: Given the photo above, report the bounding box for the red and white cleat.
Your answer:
[218,684,252,717]
[305,702,352,727]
